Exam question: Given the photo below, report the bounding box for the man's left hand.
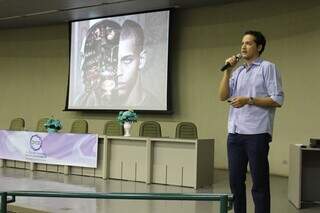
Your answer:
[229,96,249,108]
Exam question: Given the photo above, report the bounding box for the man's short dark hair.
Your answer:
[121,20,144,53]
[244,30,266,55]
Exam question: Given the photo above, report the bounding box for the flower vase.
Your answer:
[47,128,58,133]
[123,122,132,137]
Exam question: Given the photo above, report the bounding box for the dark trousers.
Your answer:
[227,133,271,213]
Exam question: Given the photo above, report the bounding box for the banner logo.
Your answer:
[29,135,42,151]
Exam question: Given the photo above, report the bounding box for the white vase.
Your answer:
[123,122,132,137]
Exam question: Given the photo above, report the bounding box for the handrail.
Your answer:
[0,191,233,213]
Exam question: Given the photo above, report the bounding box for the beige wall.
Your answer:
[1,0,320,176]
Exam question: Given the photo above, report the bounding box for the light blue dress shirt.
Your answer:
[228,57,284,136]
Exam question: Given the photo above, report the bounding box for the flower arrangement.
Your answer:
[117,110,138,124]
[44,118,62,132]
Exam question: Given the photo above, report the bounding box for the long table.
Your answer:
[0,133,214,189]
[288,144,320,208]
[103,136,214,188]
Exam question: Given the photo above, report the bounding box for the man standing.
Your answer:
[218,31,284,213]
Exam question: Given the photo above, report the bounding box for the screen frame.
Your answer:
[64,8,174,114]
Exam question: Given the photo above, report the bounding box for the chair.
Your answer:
[70,119,88,133]
[9,118,25,131]
[175,122,198,139]
[36,118,49,132]
[104,121,123,136]
[139,121,162,138]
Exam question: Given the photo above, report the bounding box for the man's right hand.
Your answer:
[224,55,239,71]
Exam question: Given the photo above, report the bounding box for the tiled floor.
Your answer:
[0,168,319,213]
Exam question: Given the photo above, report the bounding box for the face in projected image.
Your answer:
[80,20,121,105]
[78,19,152,107]
[118,20,144,97]
[116,20,146,103]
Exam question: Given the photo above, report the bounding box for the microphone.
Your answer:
[220,53,242,71]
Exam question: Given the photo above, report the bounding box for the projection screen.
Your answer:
[67,10,171,111]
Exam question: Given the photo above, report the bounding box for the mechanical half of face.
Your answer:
[81,20,121,105]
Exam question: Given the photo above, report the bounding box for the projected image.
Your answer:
[68,10,170,111]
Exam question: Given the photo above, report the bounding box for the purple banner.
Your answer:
[0,130,98,168]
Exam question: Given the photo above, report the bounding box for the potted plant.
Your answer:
[117,110,137,136]
[44,118,62,133]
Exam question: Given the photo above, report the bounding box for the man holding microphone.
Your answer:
[218,31,284,213]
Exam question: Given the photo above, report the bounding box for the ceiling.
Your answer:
[0,0,242,29]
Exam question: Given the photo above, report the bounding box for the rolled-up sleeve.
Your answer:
[264,63,284,106]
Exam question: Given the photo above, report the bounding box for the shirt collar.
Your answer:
[240,57,263,70]
[252,57,263,65]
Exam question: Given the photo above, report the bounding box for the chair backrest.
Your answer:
[9,118,25,131]
[104,121,123,136]
[36,118,49,132]
[139,121,162,138]
[70,119,88,134]
[175,122,198,139]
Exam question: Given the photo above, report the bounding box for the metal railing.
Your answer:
[0,191,233,213]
